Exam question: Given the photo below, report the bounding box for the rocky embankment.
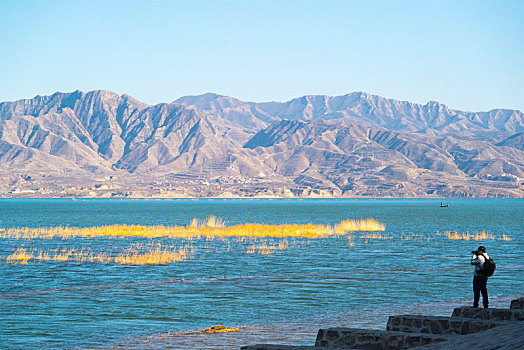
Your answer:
[241,297,524,350]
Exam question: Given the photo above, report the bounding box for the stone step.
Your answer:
[386,315,509,335]
[314,327,449,349]
[452,307,524,321]
[241,346,318,350]
[408,322,524,350]
[510,297,524,309]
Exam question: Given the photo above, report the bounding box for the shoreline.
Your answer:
[1,195,524,199]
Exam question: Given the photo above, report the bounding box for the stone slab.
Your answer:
[241,346,318,350]
[452,307,524,321]
[510,297,524,309]
[410,322,524,350]
[315,327,448,349]
[387,315,509,335]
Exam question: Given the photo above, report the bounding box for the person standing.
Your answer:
[471,246,489,308]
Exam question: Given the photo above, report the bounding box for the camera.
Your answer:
[471,250,478,255]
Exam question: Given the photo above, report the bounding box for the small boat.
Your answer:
[440,201,449,207]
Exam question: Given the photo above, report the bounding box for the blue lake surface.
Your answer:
[0,198,523,349]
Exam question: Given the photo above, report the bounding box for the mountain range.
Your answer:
[0,90,522,197]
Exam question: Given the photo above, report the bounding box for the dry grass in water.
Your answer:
[1,217,385,240]
[443,230,497,241]
[2,217,386,264]
[335,219,385,234]
[6,244,191,265]
[144,325,241,343]
[245,242,281,255]
[5,248,33,264]
[360,233,391,240]
[501,233,512,241]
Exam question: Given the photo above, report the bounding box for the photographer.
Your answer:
[471,246,489,308]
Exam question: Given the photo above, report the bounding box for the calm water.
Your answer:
[0,198,523,349]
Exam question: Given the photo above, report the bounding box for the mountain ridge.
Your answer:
[176,91,523,142]
[1,90,522,198]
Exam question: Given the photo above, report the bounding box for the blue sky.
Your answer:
[0,0,523,111]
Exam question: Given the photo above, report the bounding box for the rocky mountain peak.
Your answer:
[0,90,522,198]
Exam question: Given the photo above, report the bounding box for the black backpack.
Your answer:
[480,254,496,277]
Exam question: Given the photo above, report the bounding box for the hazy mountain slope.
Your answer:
[0,90,144,164]
[177,92,524,141]
[244,119,524,195]
[0,90,249,175]
[175,93,279,136]
[497,132,524,151]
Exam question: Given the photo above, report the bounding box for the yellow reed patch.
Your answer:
[114,247,189,265]
[0,217,385,240]
[335,219,385,233]
[5,245,191,265]
[443,230,495,241]
[501,233,512,241]
[6,248,32,264]
[245,242,282,255]
[440,230,513,241]
[144,325,241,342]
[278,239,289,250]
[2,217,386,265]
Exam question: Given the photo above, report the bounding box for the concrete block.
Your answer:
[387,315,509,335]
[510,297,524,309]
[452,307,524,321]
[315,327,448,349]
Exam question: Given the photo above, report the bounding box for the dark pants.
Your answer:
[473,275,488,308]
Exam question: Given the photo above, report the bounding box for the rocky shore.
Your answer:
[241,297,524,350]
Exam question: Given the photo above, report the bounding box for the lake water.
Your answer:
[0,198,523,349]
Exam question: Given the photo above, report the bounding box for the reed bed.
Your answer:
[3,222,515,266]
[501,233,512,241]
[6,245,191,265]
[360,233,391,240]
[443,230,496,241]
[245,242,282,255]
[335,219,385,233]
[5,248,33,264]
[1,217,386,264]
[0,218,385,240]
